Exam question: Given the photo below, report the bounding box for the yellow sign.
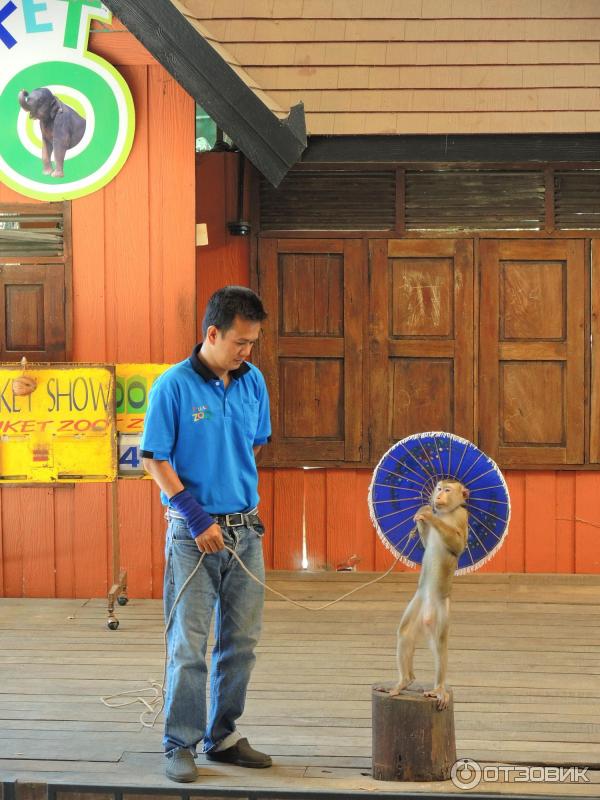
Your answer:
[116,363,170,476]
[0,363,116,483]
[116,363,170,433]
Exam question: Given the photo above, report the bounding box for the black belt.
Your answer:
[167,509,261,529]
[213,511,261,529]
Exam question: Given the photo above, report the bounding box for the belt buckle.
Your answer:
[225,512,245,528]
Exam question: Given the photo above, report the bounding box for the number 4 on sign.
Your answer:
[119,446,140,469]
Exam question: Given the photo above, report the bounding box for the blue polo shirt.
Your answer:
[140,345,271,513]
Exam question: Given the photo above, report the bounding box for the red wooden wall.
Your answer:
[257,469,600,575]
[0,25,599,599]
[0,26,196,599]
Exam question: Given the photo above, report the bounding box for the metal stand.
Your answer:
[107,479,128,629]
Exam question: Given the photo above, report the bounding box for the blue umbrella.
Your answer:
[368,431,510,575]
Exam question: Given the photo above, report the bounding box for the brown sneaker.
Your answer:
[206,738,272,768]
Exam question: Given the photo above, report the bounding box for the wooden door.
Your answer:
[369,239,474,461]
[0,264,66,360]
[479,239,585,466]
[257,238,366,465]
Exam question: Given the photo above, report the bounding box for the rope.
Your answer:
[101,546,401,727]
[556,517,600,529]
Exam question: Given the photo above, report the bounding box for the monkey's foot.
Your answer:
[51,169,64,178]
[424,687,449,710]
[389,677,415,697]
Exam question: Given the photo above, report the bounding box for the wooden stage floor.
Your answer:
[1,572,600,797]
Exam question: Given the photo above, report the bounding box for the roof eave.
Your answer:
[101,0,306,187]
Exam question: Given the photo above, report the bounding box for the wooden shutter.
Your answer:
[0,265,66,360]
[479,239,585,466]
[405,171,545,231]
[0,202,70,361]
[555,171,600,229]
[257,238,365,465]
[369,239,474,461]
[260,171,396,231]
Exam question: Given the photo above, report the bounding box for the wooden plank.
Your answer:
[118,481,152,599]
[1,489,24,596]
[479,239,502,462]
[105,65,151,363]
[54,487,75,598]
[574,472,600,574]
[556,471,576,573]
[150,488,166,600]
[89,29,158,66]
[273,469,304,570]
[354,470,376,571]
[196,153,251,333]
[504,471,525,572]
[525,472,557,572]
[21,488,55,597]
[302,132,600,164]
[367,239,389,460]
[149,65,196,362]
[592,241,600,463]
[388,340,455,357]
[325,470,357,571]
[304,469,327,571]
[276,239,345,254]
[343,239,365,461]
[258,468,274,570]
[499,342,567,360]
[73,485,109,597]
[256,238,279,467]
[278,338,344,358]
[565,240,586,463]
[70,185,106,362]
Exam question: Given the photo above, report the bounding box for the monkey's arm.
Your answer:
[414,505,431,546]
[428,509,468,557]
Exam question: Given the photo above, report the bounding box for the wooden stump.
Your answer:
[372,684,456,781]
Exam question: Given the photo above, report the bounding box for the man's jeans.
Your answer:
[163,517,265,755]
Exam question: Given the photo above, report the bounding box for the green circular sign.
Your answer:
[1,61,119,185]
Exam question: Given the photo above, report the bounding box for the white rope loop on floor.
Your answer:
[101,545,401,727]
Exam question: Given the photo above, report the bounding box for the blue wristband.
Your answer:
[169,489,214,539]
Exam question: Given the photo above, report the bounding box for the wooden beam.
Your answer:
[303,134,600,164]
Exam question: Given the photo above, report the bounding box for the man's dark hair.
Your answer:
[202,285,267,336]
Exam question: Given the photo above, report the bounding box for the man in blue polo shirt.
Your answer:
[141,286,272,783]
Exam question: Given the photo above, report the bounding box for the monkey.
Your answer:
[387,480,469,710]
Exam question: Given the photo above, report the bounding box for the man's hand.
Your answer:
[194,523,225,553]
